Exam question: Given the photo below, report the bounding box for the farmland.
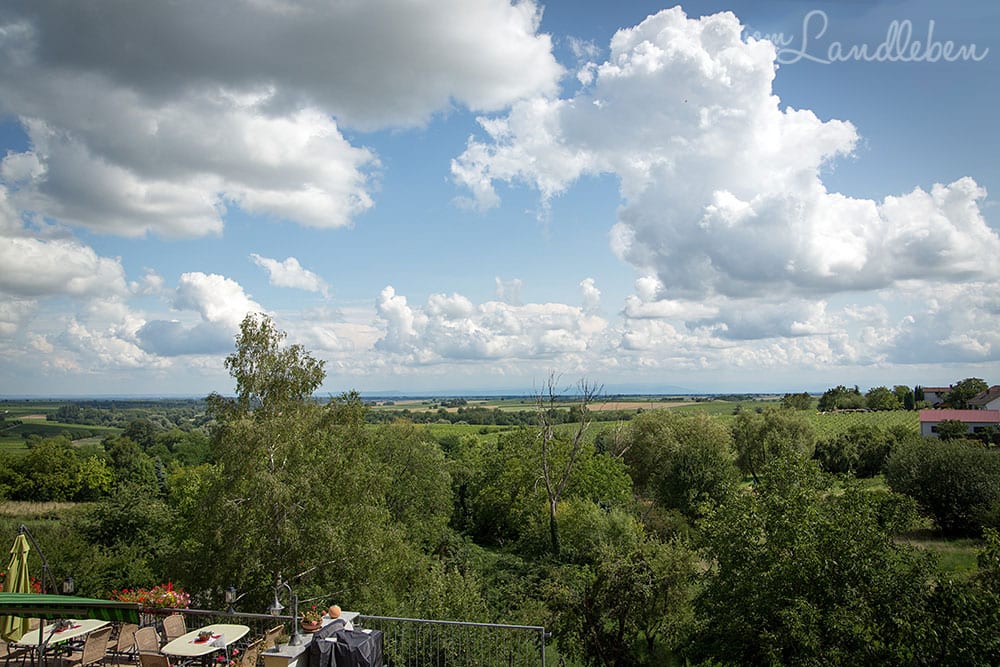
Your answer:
[1,395,922,454]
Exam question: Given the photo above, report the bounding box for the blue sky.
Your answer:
[1,0,998,397]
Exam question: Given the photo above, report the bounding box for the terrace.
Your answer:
[1,602,549,667]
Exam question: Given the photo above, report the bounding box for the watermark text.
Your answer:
[746,10,989,65]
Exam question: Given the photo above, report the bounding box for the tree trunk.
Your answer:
[549,498,561,557]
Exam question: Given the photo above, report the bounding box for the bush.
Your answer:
[886,437,1000,535]
[814,425,904,478]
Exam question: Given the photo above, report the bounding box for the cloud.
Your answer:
[0,185,128,298]
[495,277,523,305]
[251,254,330,297]
[0,0,561,238]
[453,7,1000,300]
[580,277,601,313]
[375,284,608,364]
[0,298,35,336]
[137,272,264,356]
[887,283,1000,363]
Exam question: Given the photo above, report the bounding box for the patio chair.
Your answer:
[234,639,263,667]
[137,653,171,667]
[106,623,139,664]
[132,628,160,654]
[160,617,186,645]
[60,625,112,667]
[2,642,34,667]
[262,626,283,652]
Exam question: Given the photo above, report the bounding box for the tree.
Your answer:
[886,437,1000,535]
[535,374,601,557]
[780,392,813,410]
[177,314,413,610]
[211,312,326,416]
[690,457,933,665]
[548,537,697,666]
[732,407,815,483]
[894,385,915,411]
[944,378,989,409]
[936,419,970,441]
[622,411,738,520]
[866,386,901,411]
[817,385,865,411]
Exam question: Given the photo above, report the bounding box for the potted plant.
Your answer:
[300,608,322,632]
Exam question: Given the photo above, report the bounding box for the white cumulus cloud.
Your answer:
[454,7,1000,302]
[251,254,330,297]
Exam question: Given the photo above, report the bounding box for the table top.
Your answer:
[161,623,250,657]
[14,619,109,646]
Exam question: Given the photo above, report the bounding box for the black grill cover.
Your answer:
[333,629,383,667]
[307,619,348,667]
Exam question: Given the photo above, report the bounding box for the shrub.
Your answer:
[886,437,1000,535]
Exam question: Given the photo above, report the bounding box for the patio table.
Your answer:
[11,618,110,665]
[160,623,250,662]
[15,618,110,646]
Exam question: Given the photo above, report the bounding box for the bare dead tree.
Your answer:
[535,372,603,556]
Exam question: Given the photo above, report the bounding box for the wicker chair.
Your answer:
[106,623,139,664]
[137,652,171,667]
[160,617,186,645]
[262,626,283,652]
[233,639,263,667]
[60,625,112,667]
[132,628,160,654]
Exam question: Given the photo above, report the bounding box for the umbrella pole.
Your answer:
[17,525,57,595]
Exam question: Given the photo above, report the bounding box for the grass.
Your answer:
[898,529,982,576]
[0,501,80,517]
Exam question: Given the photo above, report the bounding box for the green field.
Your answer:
[0,413,120,452]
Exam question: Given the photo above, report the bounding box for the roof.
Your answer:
[922,387,952,393]
[969,385,1000,407]
[919,409,1000,423]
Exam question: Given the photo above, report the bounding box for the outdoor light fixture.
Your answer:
[225,585,237,615]
[268,574,303,646]
[62,576,74,595]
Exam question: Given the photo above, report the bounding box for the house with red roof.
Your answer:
[969,386,1000,411]
[919,409,1000,438]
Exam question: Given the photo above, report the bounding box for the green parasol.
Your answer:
[0,593,140,624]
[0,534,32,642]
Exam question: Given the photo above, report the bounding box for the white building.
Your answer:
[919,409,1000,438]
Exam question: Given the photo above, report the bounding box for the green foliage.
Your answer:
[886,437,1000,536]
[943,378,989,409]
[936,419,970,441]
[732,407,815,483]
[466,428,631,558]
[0,436,113,502]
[210,312,326,416]
[814,424,918,477]
[866,385,902,411]
[368,422,452,549]
[623,411,738,519]
[780,392,813,410]
[817,385,865,411]
[548,537,698,666]
[894,385,915,411]
[690,457,933,666]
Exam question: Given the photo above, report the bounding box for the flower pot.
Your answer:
[300,620,322,633]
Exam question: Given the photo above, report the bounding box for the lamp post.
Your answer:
[268,574,303,646]
[62,576,74,595]
[225,585,237,615]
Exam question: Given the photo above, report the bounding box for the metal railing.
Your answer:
[138,608,283,646]
[142,609,550,666]
[355,615,548,667]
